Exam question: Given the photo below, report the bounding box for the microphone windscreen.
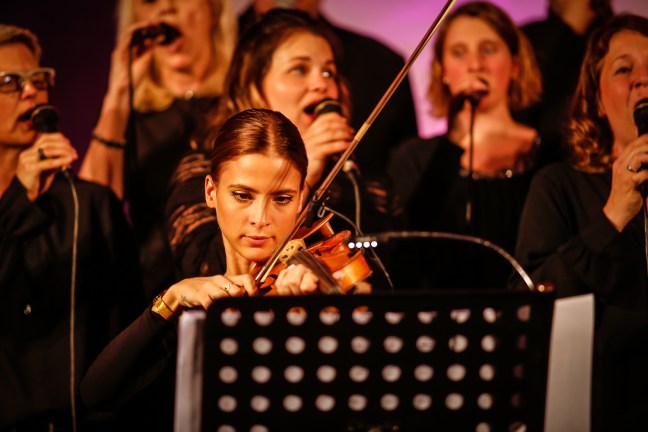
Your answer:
[634,99,648,136]
[314,98,343,118]
[31,104,59,133]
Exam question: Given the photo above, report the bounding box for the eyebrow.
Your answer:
[228,183,298,195]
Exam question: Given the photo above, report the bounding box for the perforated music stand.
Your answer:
[175,289,554,432]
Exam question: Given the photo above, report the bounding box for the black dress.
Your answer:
[388,135,540,290]
[0,174,143,430]
[513,162,648,432]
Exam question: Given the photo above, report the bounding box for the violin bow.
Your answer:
[254,0,457,285]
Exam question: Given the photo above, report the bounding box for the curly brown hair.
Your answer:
[567,14,648,173]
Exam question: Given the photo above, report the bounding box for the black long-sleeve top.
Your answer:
[0,174,143,429]
[513,162,648,431]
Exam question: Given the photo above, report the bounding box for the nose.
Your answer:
[249,200,269,227]
[467,51,484,72]
[156,0,176,17]
[19,79,39,99]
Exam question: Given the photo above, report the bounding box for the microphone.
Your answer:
[311,98,358,174]
[635,99,648,137]
[31,103,59,133]
[31,104,72,178]
[313,98,343,117]
[466,89,488,106]
[634,100,648,198]
[130,22,180,48]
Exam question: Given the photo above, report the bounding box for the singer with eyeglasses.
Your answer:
[512,14,648,432]
[0,24,144,431]
[164,9,393,288]
[78,0,237,302]
[387,2,543,291]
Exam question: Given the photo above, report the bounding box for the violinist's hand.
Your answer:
[163,274,258,311]
[16,133,77,201]
[604,135,648,232]
[273,264,321,296]
[301,112,354,187]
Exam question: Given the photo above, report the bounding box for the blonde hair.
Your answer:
[427,1,542,118]
[115,0,236,111]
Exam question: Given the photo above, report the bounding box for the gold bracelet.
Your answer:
[151,290,179,321]
[91,131,127,149]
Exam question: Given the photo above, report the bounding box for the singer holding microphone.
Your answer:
[0,24,143,431]
[387,2,542,291]
[79,0,237,302]
[513,14,648,431]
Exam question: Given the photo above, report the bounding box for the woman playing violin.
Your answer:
[80,108,354,431]
[166,9,393,285]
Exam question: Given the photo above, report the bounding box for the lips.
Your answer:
[244,235,273,247]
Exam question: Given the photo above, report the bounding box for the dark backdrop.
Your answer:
[4,0,118,169]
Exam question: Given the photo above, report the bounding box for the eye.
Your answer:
[322,68,336,79]
[232,191,252,202]
[289,65,307,75]
[449,46,466,59]
[614,65,631,75]
[274,195,294,206]
[480,42,498,55]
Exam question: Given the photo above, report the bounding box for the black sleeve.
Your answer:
[80,308,176,410]
[513,167,623,298]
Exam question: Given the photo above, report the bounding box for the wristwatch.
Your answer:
[151,290,178,321]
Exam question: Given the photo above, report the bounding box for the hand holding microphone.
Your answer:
[302,98,354,185]
[30,104,76,178]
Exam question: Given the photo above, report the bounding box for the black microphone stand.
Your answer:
[465,96,480,232]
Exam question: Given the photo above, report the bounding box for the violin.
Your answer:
[252,212,373,296]
[251,0,457,295]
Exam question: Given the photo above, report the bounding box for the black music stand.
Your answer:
[174,290,554,432]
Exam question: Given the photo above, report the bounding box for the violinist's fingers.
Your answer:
[300,271,319,294]
[353,281,373,294]
[275,264,308,296]
[229,274,257,297]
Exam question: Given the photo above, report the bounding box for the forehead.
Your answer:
[218,153,301,187]
[272,31,334,62]
[444,16,503,46]
[0,43,38,71]
[603,30,648,64]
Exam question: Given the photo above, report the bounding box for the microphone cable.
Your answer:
[32,105,80,431]
[66,173,80,432]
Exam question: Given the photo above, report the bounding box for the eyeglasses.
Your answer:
[0,68,56,93]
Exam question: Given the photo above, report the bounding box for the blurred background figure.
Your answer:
[79,0,237,301]
[388,1,542,291]
[513,14,648,431]
[520,0,614,160]
[0,23,142,431]
[239,0,419,190]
